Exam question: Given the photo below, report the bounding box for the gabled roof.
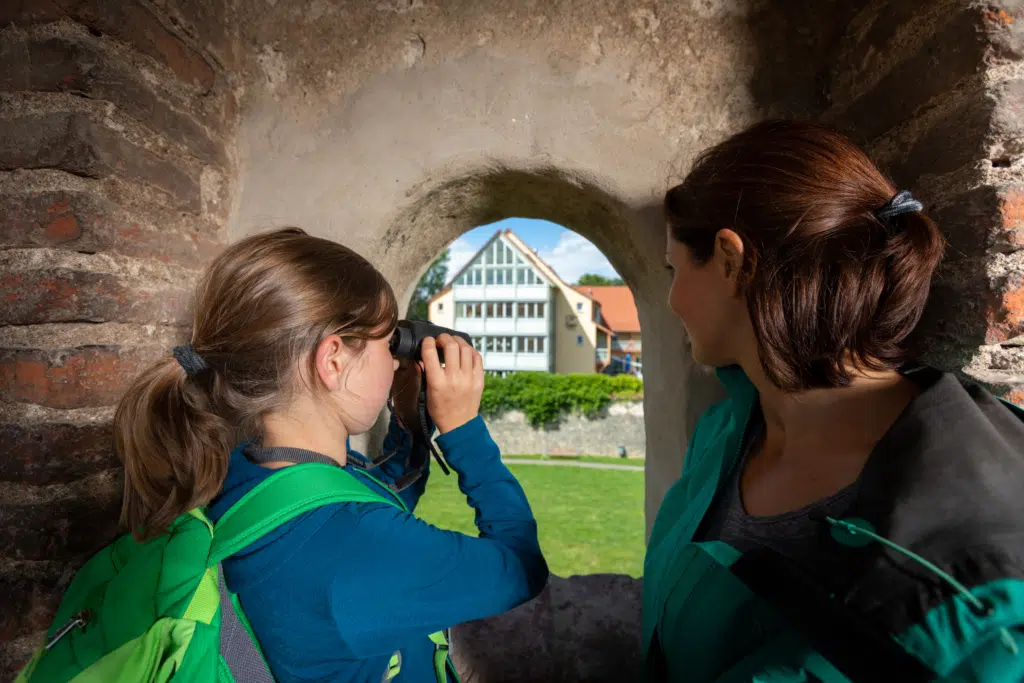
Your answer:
[429,228,572,304]
[572,285,640,333]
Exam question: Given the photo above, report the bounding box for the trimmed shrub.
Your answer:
[480,372,643,427]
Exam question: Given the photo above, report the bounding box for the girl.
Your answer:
[644,121,1024,682]
[115,227,548,682]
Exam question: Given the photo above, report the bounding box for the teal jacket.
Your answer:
[643,365,1024,682]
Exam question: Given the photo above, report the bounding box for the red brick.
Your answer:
[986,281,1024,343]
[151,0,235,71]
[0,420,117,485]
[0,0,63,24]
[886,92,994,188]
[1,111,202,210]
[2,0,217,91]
[0,189,223,264]
[0,562,68,642]
[999,189,1024,250]
[0,112,201,210]
[0,487,121,562]
[928,185,1024,261]
[833,8,988,143]
[1,268,193,325]
[0,112,201,212]
[0,346,167,409]
[0,34,227,165]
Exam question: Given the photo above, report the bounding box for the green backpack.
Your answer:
[15,464,456,683]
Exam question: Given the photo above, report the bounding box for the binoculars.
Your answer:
[389,320,472,363]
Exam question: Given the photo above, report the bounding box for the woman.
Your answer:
[643,120,1024,682]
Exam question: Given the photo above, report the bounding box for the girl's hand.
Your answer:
[420,334,484,434]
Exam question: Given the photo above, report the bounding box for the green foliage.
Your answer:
[480,372,643,427]
[407,248,450,320]
[576,273,624,286]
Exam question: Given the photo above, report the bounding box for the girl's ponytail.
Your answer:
[114,357,231,540]
[114,227,397,540]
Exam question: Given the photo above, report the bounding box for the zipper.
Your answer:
[44,610,90,650]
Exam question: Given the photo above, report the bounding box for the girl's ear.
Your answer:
[314,334,351,391]
[714,228,745,293]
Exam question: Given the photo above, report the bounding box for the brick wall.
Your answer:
[823,0,1024,397]
[0,0,236,672]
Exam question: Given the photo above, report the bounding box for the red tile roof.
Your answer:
[573,285,640,333]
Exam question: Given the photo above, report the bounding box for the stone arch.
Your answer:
[367,163,722,529]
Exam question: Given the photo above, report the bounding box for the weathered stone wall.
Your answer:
[0,0,237,672]
[822,0,1024,397]
[484,402,646,458]
[2,0,1024,678]
[451,574,642,683]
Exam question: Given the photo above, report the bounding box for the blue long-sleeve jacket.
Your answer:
[207,415,548,683]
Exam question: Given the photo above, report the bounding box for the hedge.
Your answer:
[480,372,644,427]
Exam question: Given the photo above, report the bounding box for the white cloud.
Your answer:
[536,232,618,284]
[443,236,479,283]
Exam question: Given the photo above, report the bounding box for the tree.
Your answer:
[407,248,450,320]
[576,273,624,286]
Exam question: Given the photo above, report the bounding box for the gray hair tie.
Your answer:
[173,344,209,376]
[874,190,923,221]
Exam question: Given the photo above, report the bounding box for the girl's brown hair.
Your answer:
[666,120,945,392]
[114,227,398,539]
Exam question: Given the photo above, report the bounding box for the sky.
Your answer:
[443,218,619,285]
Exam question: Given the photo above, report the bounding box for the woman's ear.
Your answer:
[314,334,350,392]
[714,229,745,291]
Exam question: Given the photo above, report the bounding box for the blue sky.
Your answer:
[443,218,619,285]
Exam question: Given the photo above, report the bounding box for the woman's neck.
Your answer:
[260,397,349,468]
[739,353,918,462]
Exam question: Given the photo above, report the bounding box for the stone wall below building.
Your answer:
[482,402,646,459]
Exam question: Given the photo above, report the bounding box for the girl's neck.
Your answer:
[260,398,349,469]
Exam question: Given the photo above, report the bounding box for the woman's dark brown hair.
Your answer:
[114,227,398,540]
[666,120,945,392]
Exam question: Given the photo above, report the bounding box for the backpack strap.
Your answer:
[209,463,400,566]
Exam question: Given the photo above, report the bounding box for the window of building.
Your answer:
[576,302,583,312]
[576,335,584,346]
[486,269,494,285]
[437,303,443,311]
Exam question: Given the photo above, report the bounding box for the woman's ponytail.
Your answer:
[114,357,231,540]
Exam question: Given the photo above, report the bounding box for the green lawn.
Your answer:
[502,454,644,467]
[416,464,645,577]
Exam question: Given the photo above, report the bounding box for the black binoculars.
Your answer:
[389,320,472,363]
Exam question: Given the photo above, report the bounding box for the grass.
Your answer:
[416,464,645,577]
[502,454,644,467]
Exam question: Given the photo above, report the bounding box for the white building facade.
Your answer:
[430,231,557,373]
[425,232,610,376]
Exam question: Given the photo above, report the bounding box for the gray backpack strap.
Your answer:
[218,566,276,683]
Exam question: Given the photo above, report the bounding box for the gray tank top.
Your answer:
[694,410,863,591]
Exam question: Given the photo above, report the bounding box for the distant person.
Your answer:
[113,228,547,682]
[644,121,1024,682]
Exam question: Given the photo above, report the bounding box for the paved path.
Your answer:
[501,458,644,472]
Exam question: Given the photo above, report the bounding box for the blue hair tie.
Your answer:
[173,344,209,376]
[874,190,923,221]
